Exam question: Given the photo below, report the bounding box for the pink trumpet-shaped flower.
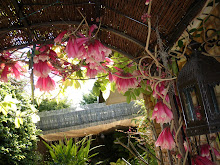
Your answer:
[54,30,67,43]
[155,127,175,150]
[152,82,166,99]
[151,101,173,124]
[33,61,51,78]
[111,71,139,92]
[36,76,56,92]
[0,65,9,82]
[86,68,98,78]
[0,62,23,82]
[89,24,98,36]
[65,37,79,58]
[191,155,215,165]
[10,62,22,79]
[200,144,220,160]
[200,144,211,159]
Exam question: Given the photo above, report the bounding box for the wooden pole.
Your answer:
[30,44,36,104]
[168,85,188,165]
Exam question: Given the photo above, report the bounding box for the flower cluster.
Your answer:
[200,144,220,160]
[191,155,214,165]
[155,127,175,150]
[55,24,112,78]
[150,81,173,124]
[109,68,139,92]
[0,52,23,82]
[33,46,56,92]
[151,101,173,124]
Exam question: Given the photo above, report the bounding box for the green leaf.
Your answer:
[93,86,100,96]
[111,83,116,92]
[140,88,151,95]
[126,95,131,104]
[171,57,178,75]
[0,103,8,115]
[15,117,20,128]
[189,28,197,33]
[124,91,131,96]
[101,86,106,91]
[130,92,136,100]
[194,34,201,38]
[34,50,40,55]
[27,51,31,58]
[150,95,155,103]
[76,70,83,78]
[134,88,140,96]
[74,80,81,89]
[178,40,183,48]
[140,80,147,89]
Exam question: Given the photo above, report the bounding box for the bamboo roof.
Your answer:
[0,0,207,59]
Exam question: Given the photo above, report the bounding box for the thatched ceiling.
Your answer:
[0,0,207,60]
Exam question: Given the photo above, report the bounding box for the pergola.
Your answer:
[1,0,219,164]
[0,0,207,57]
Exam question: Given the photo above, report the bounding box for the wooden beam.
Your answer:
[103,44,139,63]
[166,0,208,49]
[0,21,145,49]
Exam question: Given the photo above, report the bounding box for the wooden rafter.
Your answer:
[0,21,145,49]
[166,0,208,49]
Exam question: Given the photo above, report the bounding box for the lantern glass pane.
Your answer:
[209,84,220,114]
[183,86,202,121]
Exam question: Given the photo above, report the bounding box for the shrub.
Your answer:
[44,136,101,165]
[0,82,41,165]
[36,98,71,112]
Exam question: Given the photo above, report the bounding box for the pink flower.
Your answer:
[54,30,67,43]
[36,76,56,92]
[0,62,23,82]
[10,62,22,79]
[86,68,98,78]
[191,155,215,165]
[141,13,151,23]
[65,37,79,58]
[0,65,9,82]
[200,144,211,159]
[152,82,166,99]
[49,50,58,62]
[33,61,51,78]
[109,72,113,82]
[67,25,111,62]
[200,144,220,160]
[111,71,139,92]
[86,40,111,62]
[155,127,175,150]
[151,101,173,124]
[89,24,98,36]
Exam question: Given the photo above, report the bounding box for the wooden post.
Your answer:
[168,86,188,165]
[30,44,36,104]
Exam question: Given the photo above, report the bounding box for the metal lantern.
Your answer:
[177,49,220,136]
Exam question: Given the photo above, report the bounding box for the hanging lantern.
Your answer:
[177,45,220,136]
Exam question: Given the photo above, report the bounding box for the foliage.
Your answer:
[44,136,100,165]
[0,81,41,165]
[80,90,97,105]
[35,98,71,112]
